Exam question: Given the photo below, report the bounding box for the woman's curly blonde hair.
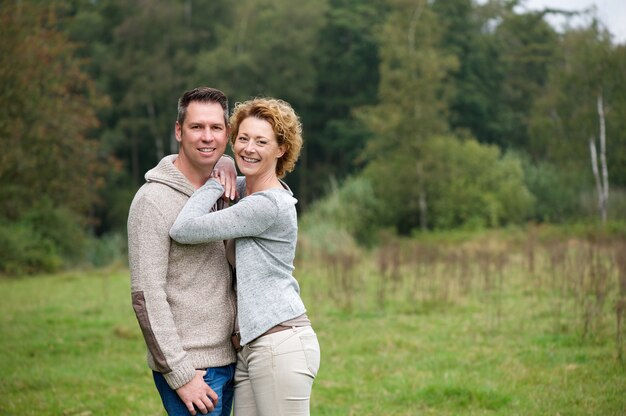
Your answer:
[229,98,303,178]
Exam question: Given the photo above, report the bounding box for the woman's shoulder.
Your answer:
[241,188,296,213]
[265,189,298,213]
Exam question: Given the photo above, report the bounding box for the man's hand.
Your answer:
[212,155,237,201]
[176,370,218,415]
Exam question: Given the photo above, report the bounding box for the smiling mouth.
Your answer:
[242,156,259,163]
[198,148,215,153]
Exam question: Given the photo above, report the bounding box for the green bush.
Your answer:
[20,200,87,261]
[607,187,626,221]
[85,232,128,268]
[422,137,535,229]
[363,135,534,232]
[0,201,89,275]
[578,187,626,223]
[0,222,62,275]
[520,156,589,222]
[300,176,383,246]
[302,135,536,240]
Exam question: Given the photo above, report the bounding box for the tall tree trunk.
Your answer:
[132,135,139,185]
[184,0,192,23]
[589,92,609,224]
[299,142,308,210]
[410,1,427,231]
[407,0,425,52]
[597,93,609,223]
[147,102,164,161]
[416,161,427,230]
[589,137,603,220]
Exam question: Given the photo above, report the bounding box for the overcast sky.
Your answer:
[478,0,626,44]
[520,0,625,43]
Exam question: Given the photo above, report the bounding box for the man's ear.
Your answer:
[174,121,183,143]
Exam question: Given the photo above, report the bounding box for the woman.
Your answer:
[170,97,320,415]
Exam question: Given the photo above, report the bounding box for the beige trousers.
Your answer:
[233,326,320,415]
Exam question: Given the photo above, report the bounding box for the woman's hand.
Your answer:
[212,155,238,201]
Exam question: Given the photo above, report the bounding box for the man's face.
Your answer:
[175,101,228,174]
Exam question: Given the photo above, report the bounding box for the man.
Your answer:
[128,87,238,415]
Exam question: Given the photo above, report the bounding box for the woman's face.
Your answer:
[233,117,285,179]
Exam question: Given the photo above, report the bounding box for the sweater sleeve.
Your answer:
[128,193,196,389]
[170,179,279,244]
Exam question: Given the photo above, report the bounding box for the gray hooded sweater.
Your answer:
[170,178,306,346]
[127,155,237,390]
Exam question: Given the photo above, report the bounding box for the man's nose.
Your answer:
[201,128,214,141]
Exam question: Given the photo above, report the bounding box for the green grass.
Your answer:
[2,244,626,415]
[0,267,160,415]
[308,308,625,415]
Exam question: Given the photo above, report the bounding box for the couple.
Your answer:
[128,87,320,415]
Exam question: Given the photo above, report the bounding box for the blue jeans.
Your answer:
[153,364,236,416]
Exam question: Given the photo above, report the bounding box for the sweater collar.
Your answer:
[145,155,196,197]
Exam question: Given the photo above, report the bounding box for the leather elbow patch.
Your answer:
[132,291,171,373]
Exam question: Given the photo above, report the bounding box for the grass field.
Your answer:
[1,231,625,415]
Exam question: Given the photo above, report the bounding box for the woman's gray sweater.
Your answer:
[170,179,306,346]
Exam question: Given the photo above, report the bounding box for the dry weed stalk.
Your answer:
[386,240,403,291]
[494,249,509,326]
[545,240,569,333]
[525,227,537,277]
[456,247,472,295]
[569,243,589,327]
[322,250,359,311]
[476,249,500,331]
[476,249,492,292]
[375,246,388,309]
[408,243,424,303]
[614,242,626,361]
[407,243,440,305]
[581,240,611,340]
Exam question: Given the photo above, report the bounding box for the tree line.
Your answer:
[1,0,625,272]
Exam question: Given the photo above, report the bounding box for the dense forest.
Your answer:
[1,0,625,274]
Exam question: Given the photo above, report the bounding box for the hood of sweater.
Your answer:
[145,154,196,197]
